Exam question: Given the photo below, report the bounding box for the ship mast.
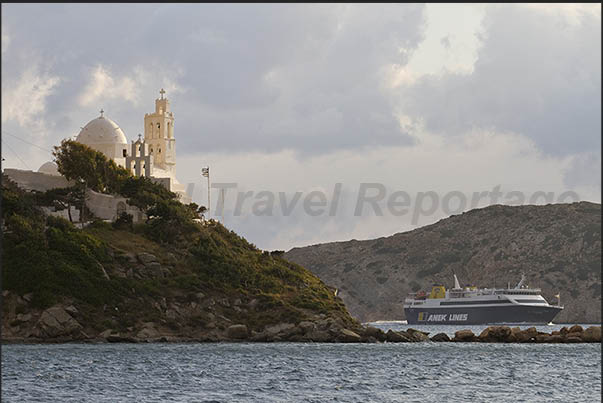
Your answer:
[514,273,527,289]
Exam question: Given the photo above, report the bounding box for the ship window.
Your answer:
[515,299,547,304]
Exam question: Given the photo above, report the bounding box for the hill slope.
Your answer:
[285,203,601,323]
[1,176,362,342]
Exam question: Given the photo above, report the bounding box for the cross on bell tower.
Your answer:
[159,88,165,99]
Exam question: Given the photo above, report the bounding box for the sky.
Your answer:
[1,4,601,250]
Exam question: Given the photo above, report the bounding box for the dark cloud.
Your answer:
[401,5,601,157]
[2,4,426,156]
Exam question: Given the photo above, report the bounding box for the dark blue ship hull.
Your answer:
[404,304,563,325]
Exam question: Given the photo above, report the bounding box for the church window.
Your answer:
[157,123,160,129]
[123,149,127,157]
[159,148,161,153]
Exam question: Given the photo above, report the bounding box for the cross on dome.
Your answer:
[99,109,104,117]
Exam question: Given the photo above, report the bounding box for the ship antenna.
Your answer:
[514,273,526,289]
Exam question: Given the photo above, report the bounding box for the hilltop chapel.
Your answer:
[4,89,192,222]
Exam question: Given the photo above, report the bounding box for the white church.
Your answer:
[4,89,192,222]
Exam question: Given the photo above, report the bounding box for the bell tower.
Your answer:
[144,88,176,175]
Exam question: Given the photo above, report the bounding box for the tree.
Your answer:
[187,202,207,220]
[113,212,134,230]
[118,176,178,213]
[35,184,86,223]
[52,139,129,194]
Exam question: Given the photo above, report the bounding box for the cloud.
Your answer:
[1,26,9,54]
[2,4,429,156]
[1,66,60,129]
[519,3,601,25]
[563,151,601,191]
[399,4,601,157]
[78,65,140,107]
[176,126,594,250]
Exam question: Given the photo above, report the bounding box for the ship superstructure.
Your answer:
[404,274,563,325]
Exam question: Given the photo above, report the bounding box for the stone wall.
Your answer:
[3,168,144,223]
[86,189,144,223]
[3,169,73,192]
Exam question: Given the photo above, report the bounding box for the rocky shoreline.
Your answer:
[3,298,600,345]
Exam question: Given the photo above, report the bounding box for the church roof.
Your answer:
[76,112,127,146]
[38,161,60,176]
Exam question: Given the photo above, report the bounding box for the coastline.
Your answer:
[2,324,600,344]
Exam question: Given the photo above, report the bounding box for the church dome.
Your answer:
[76,113,127,146]
[38,161,60,176]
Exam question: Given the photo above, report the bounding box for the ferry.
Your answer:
[404,274,563,325]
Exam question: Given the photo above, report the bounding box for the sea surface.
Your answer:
[2,323,600,402]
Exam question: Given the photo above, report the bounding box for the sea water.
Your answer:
[2,324,600,402]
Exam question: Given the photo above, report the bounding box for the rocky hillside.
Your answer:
[1,175,366,343]
[285,202,601,323]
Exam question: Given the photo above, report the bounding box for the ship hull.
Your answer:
[404,304,563,325]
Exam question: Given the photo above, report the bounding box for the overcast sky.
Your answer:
[2,4,601,250]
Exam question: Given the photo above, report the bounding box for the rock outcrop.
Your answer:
[453,329,477,342]
[34,306,83,338]
[430,333,451,342]
[226,324,249,339]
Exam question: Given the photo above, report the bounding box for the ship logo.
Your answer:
[418,312,427,321]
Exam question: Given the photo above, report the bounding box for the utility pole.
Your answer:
[221,188,225,225]
[202,166,210,218]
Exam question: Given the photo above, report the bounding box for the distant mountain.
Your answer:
[285,202,601,323]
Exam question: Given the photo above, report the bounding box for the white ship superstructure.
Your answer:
[404,274,563,325]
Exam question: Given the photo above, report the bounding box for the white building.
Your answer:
[3,89,192,222]
[75,89,190,204]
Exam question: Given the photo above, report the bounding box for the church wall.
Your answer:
[150,176,172,191]
[41,206,81,222]
[3,169,73,192]
[86,143,128,167]
[3,169,144,223]
[86,189,144,223]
